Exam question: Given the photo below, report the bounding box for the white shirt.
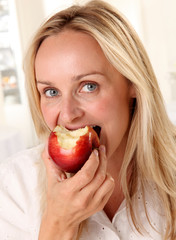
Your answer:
[0,145,166,239]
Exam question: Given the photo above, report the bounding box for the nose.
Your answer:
[58,96,84,125]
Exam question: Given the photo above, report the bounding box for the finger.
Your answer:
[92,173,115,209]
[75,145,108,206]
[96,184,114,212]
[94,145,107,180]
[42,143,67,185]
[70,148,100,191]
[79,174,114,219]
[80,145,107,194]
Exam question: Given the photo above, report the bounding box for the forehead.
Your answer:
[35,30,107,69]
[34,29,130,91]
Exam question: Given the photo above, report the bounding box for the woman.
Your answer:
[0,0,176,239]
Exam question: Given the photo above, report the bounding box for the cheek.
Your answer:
[88,100,109,120]
[40,102,57,130]
[102,92,131,132]
[93,97,110,114]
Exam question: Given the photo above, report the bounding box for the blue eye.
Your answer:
[81,83,97,92]
[45,89,58,97]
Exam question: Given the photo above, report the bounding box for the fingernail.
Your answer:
[110,176,114,182]
[93,149,99,157]
[99,145,106,154]
[58,174,66,182]
[107,173,114,182]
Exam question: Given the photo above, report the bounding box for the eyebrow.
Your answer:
[36,71,105,85]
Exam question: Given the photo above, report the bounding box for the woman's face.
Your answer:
[35,30,135,160]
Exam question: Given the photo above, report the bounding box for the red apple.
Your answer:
[48,125,100,173]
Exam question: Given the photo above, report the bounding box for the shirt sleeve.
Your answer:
[0,149,42,240]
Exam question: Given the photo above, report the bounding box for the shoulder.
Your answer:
[0,144,44,201]
[0,144,44,180]
[0,144,44,236]
[1,143,44,165]
[114,183,166,239]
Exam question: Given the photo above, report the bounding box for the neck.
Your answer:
[104,175,124,221]
[103,153,125,221]
[104,134,129,221]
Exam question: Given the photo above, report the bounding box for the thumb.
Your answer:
[42,142,67,184]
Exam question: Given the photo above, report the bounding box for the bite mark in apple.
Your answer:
[48,125,100,173]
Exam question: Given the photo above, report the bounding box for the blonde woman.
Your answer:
[0,1,176,239]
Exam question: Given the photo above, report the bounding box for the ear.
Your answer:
[129,84,136,117]
[129,83,136,98]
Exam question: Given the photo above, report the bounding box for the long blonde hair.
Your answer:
[24,0,176,239]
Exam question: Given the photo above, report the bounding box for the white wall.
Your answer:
[0,72,5,125]
[1,0,46,148]
[43,0,74,16]
[140,0,171,103]
[14,0,45,54]
[109,0,176,104]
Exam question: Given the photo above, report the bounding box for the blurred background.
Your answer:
[0,0,176,161]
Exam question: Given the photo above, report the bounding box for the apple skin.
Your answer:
[48,126,100,173]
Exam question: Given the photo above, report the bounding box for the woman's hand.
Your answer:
[39,144,115,240]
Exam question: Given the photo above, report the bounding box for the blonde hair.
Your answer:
[24,0,176,239]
